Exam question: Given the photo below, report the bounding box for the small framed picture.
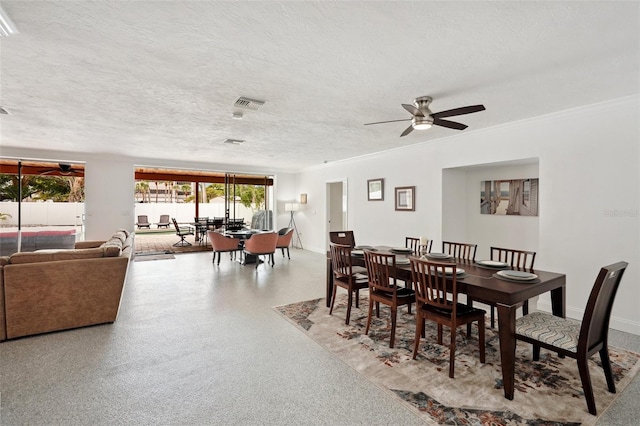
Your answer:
[395,186,415,211]
[367,178,384,201]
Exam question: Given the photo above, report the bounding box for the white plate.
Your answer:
[395,258,410,265]
[497,270,537,280]
[391,247,412,253]
[426,253,451,259]
[351,250,364,256]
[477,260,509,268]
[433,267,465,275]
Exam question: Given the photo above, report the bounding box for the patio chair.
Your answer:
[136,215,151,229]
[171,218,194,247]
[156,215,170,228]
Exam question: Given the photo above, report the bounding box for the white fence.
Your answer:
[134,201,256,226]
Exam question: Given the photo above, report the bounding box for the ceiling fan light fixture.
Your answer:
[413,122,432,130]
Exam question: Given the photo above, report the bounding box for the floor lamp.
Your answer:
[285,202,303,249]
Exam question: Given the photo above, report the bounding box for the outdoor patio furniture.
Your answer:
[156,215,170,228]
[136,215,151,229]
[172,218,194,247]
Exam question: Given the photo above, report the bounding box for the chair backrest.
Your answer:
[490,247,536,270]
[276,228,294,248]
[138,215,149,224]
[579,261,628,354]
[329,242,354,281]
[364,251,397,294]
[329,231,356,248]
[172,217,180,231]
[410,256,459,314]
[194,216,208,224]
[405,237,420,253]
[208,231,239,251]
[442,241,477,261]
[159,214,170,223]
[244,232,278,254]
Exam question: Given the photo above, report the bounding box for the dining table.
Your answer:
[325,245,566,401]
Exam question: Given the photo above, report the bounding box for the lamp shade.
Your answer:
[285,203,299,212]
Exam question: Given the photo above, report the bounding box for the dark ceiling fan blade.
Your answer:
[400,125,414,137]
[364,118,412,126]
[402,104,424,117]
[431,104,485,119]
[433,118,468,130]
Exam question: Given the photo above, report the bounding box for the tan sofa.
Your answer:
[0,229,134,341]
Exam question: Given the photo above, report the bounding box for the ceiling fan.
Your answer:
[364,96,485,137]
[39,163,84,176]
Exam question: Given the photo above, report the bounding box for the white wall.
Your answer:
[294,96,640,334]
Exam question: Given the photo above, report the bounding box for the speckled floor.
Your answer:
[1,250,638,425]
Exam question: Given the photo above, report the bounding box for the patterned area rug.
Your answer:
[275,295,640,425]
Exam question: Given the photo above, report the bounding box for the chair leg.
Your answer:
[329,284,338,315]
[449,326,457,378]
[345,290,353,325]
[390,307,397,348]
[281,248,285,257]
[286,247,290,259]
[578,355,597,415]
[365,297,374,335]
[599,347,617,393]
[522,300,529,315]
[478,319,486,363]
[355,289,360,308]
[533,344,541,361]
[413,312,423,359]
[490,306,496,329]
[437,324,443,345]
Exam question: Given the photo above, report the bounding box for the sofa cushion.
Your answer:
[103,246,121,257]
[0,256,9,266]
[52,248,104,261]
[9,252,56,264]
[112,231,127,244]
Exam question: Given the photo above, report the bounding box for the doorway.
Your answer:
[326,179,348,249]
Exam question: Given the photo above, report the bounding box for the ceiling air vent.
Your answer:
[233,97,265,111]
[223,139,245,145]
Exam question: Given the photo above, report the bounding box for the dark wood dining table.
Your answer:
[326,246,566,401]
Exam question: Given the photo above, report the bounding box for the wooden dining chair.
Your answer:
[363,251,415,348]
[405,237,420,254]
[208,231,241,265]
[489,246,536,326]
[410,256,486,378]
[329,231,356,248]
[442,241,477,261]
[515,261,628,415]
[329,242,368,325]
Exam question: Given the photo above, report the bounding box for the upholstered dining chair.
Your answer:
[410,256,486,378]
[329,231,356,248]
[243,232,278,268]
[515,261,628,415]
[208,231,241,265]
[363,250,415,348]
[442,241,477,261]
[276,227,294,259]
[329,242,368,325]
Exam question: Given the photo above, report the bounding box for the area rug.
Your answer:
[275,295,640,425]
[133,253,176,262]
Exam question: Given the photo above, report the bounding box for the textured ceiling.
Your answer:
[0,1,638,172]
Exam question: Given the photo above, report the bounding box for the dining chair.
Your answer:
[442,241,477,261]
[363,251,415,348]
[171,218,194,246]
[243,232,278,268]
[489,246,537,326]
[136,215,151,229]
[329,231,356,248]
[208,231,241,265]
[329,242,368,325]
[515,261,628,415]
[410,256,486,378]
[405,237,420,253]
[276,227,294,259]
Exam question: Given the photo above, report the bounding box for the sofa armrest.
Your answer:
[75,240,106,249]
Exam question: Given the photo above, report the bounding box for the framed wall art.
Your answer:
[367,178,384,201]
[395,186,415,211]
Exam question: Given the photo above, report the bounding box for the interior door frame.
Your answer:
[325,178,348,249]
